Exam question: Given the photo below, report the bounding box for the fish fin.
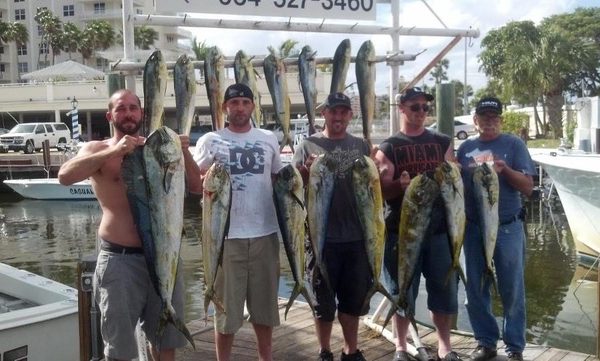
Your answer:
[284,283,301,320]
[163,166,174,193]
[443,263,467,288]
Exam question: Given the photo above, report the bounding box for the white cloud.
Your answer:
[183,0,590,96]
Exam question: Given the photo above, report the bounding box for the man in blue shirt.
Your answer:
[457,96,536,361]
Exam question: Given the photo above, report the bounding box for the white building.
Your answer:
[0,0,189,83]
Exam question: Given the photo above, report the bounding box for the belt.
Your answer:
[100,241,144,255]
[499,214,521,226]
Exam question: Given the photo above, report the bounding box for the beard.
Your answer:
[114,119,142,135]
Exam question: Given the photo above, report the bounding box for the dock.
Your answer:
[177,299,599,361]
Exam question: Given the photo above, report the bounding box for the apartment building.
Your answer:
[0,0,189,83]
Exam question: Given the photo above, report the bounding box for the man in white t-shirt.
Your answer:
[193,83,283,361]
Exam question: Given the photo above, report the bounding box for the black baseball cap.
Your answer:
[476,96,503,115]
[324,92,352,110]
[399,87,434,103]
[224,83,254,102]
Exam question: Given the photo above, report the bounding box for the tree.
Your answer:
[478,17,599,138]
[191,37,210,61]
[267,39,299,58]
[62,22,81,60]
[79,21,114,64]
[430,59,449,85]
[34,8,63,65]
[134,26,158,50]
[0,21,28,81]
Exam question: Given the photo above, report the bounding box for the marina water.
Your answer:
[0,191,596,354]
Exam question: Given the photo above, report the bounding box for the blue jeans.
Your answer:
[464,219,526,353]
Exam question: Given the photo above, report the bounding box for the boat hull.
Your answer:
[0,263,79,361]
[532,152,600,260]
[3,178,95,200]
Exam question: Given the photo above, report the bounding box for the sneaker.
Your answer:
[470,346,497,361]
[507,352,523,361]
[341,349,367,361]
[393,351,413,361]
[441,351,463,361]
[318,349,334,361]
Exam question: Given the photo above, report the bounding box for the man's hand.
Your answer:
[115,135,145,156]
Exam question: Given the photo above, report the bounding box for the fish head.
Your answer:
[203,163,229,193]
[407,173,440,206]
[434,161,459,185]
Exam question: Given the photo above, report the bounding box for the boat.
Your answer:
[3,178,95,200]
[532,150,600,263]
[0,262,79,361]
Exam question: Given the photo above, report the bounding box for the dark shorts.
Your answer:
[307,240,373,322]
[382,231,458,314]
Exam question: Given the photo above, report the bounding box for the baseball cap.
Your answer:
[399,87,434,103]
[224,83,254,102]
[475,96,503,115]
[324,92,352,109]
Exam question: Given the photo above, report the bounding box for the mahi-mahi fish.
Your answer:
[143,50,167,136]
[473,162,499,291]
[174,53,196,136]
[201,162,231,318]
[298,45,317,135]
[352,156,397,312]
[273,164,315,319]
[121,126,195,349]
[264,53,292,151]
[234,50,263,127]
[434,161,467,286]
[330,39,351,94]
[306,154,336,290]
[396,173,439,317]
[355,40,376,149]
[204,46,225,130]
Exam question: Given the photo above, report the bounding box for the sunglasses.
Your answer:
[408,104,431,112]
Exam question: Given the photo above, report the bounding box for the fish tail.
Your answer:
[377,283,400,314]
[360,287,376,315]
[444,263,467,287]
[165,305,196,350]
[284,283,301,320]
[301,286,317,315]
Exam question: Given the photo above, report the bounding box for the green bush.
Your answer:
[502,112,530,137]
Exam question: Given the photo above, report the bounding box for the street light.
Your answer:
[71,96,78,109]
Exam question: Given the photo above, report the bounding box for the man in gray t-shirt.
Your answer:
[293,92,371,361]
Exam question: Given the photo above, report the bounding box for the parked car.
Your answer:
[189,124,213,146]
[264,119,314,144]
[0,122,71,153]
[428,119,476,140]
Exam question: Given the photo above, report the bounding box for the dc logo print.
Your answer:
[229,147,265,175]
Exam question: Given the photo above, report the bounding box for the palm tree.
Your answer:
[62,22,81,60]
[134,26,158,50]
[430,59,449,84]
[34,8,63,65]
[191,37,210,61]
[267,39,299,58]
[0,21,29,82]
[79,21,114,65]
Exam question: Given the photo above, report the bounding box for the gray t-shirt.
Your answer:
[293,132,370,243]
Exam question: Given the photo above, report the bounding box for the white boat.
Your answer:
[0,262,79,361]
[3,178,95,200]
[532,150,600,262]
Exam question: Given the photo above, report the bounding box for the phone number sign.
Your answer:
[156,0,376,21]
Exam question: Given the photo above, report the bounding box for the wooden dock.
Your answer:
[176,299,599,361]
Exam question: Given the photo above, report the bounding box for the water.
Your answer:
[0,191,597,355]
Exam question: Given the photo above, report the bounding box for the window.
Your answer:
[15,9,25,20]
[17,45,27,56]
[14,0,25,2]
[166,35,175,43]
[37,25,43,36]
[0,64,5,73]
[0,46,4,55]
[38,60,50,68]
[39,43,49,54]
[93,3,105,14]
[18,62,28,73]
[63,5,74,16]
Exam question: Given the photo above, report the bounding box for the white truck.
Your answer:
[0,122,71,154]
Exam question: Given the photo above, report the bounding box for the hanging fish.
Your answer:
[143,50,167,136]
[264,53,292,151]
[204,46,225,130]
[234,50,263,127]
[355,40,376,149]
[298,45,317,135]
[330,39,351,94]
[174,53,196,136]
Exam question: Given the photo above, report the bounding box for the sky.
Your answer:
[183,0,598,96]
